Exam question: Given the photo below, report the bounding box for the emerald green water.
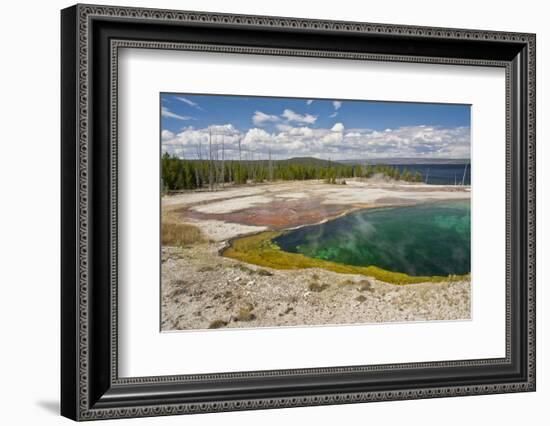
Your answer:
[273,200,470,277]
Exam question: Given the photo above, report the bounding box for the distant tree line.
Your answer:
[161,153,423,191]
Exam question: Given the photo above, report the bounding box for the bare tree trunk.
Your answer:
[195,141,201,188]
[214,136,219,189]
[247,150,251,182]
[251,151,256,182]
[461,163,468,186]
[208,129,213,191]
[221,135,225,189]
[268,148,273,181]
[238,138,242,184]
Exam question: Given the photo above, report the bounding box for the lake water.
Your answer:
[392,164,470,185]
[274,200,471,277]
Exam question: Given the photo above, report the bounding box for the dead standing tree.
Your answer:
[207,127,239,190]
[214,134,220,188]
[238,137,243,183]
[221,134,225,189]
[461,163,469,186]
[268,147,273,181]
[194,138,203,188]
[227,146,232,185]
[208,128,214,191]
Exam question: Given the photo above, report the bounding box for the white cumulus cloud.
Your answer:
[161,122,470,160]
[252,111,280,126]
[161,130,175,141]
[281,109,317,124]
[242,128,272,146]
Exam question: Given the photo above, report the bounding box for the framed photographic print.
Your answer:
[61,4,536,421]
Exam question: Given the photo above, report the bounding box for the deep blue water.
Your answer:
[392,164,470,185]
[274,200,471,277]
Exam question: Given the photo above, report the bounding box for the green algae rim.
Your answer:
[222,230,470,285]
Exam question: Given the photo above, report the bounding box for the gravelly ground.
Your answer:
[161,244,471,331]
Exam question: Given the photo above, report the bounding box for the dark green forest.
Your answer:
[161,153,423,191]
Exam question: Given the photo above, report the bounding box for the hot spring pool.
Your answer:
[273,200,470,277]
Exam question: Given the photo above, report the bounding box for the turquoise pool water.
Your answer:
[273,200,470,277]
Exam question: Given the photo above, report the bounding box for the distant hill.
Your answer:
[219,157,340,167]
[275,157,341,167]
[339,158,470,165]
[181,156,340,167]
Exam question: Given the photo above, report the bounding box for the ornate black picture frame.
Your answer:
[61,4,536,421]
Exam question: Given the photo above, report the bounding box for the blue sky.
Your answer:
[161,93,471,160]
